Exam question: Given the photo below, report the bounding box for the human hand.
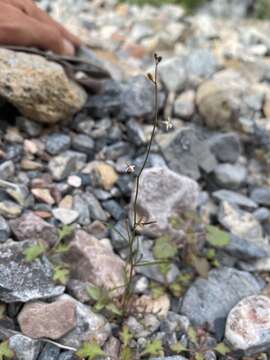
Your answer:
[0,0,81,55]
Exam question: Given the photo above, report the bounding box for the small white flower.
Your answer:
[162,117,173,131]
[125,163,136,174]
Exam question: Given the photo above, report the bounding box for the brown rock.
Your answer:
[18,299,76,339]
[66,230,126,297]
[10,211,58,246]
[0,48,87,124]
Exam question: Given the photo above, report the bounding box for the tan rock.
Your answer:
[0,48,87,124]
[133,294,170,318]
[82,161,118,190]
[31,189,55,205]
[18,299,76,339]
[66,230,126,297]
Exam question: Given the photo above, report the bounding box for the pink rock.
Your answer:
[18,299,76,339]
[66,230,126,297]
[225,295,270,351]
[10,211,58,246]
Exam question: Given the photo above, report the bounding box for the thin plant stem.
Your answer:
[122,54,162,313]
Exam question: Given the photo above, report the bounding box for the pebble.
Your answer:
[102,199,124,220]
[16,117,42,137]
[212,190,258,209]
[213,163,247,189]
[208,133,241,163]
[67,175,82,188]
[0,160,15,180]
[46,133,71,155]
[9,335,42,360]
[250,187,270,206]
[38,343,60,360]
[52,208,79,225]
[173,90,195,119]
[71,134,95,156]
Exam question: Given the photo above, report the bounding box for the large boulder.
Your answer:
[0,48,87,123]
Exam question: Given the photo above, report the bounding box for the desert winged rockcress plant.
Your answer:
[120,53,166,314]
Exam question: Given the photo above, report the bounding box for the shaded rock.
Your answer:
[250,187,270,206]
[46,133,71,155]
[253,207,270,223]
[10,211,58,246]
[84,192,107,222]
[8,334,42,360]
[180,267,263,333]
[102,199,124,221]
[0,240,64,302]
[58,351,77,360]
[0,200,22,219]
[208,133,241,163]
[18,298,76,340]
[71,134,95,155]
[58,294,111,348]
[130,167,199,237]
[65,230,126,297]
[38,343,60,360]
[0,48,86,123]
[225,295,270,354]
[213,163,247,189]
[126,118,146,146]
[0,215,10,242]
[72,194,91,225]
[16,117,42,137]
[213,190,258,209]
[158,127,217,180]
[110,220,129,250]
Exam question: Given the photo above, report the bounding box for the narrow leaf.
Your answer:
[206,225,230,247]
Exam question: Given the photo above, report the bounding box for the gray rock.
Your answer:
[102,200,124,221]
[0,240,64,302]
[208,133,241,163]
[130,166,199,237]
[184,49,218,84]
[250,187,270,206]
[0,161,15,180]
[84,192,107,222]
[16,117,42,137]
[213,190,258,209]
[0,215,10,242]
[10,211,58,246]
[46,133,71,155]
[58,294,111,348]
[225,234,269,260]
[158,127,217,180]
[110,220,129,250]
[38,343,60,360]
[253,207,270,223]
[126,118,146,146]
[180,267,263,333]
[58,351,77,360]
[52,208,79,225]
[72,134,95,155]
[0,200,22,219]
[158,57,187,92]
[48,151,83,181]
[120,75,164,120]
[213,163,247,189]
[72,194,91,225]
[9,334,42,360]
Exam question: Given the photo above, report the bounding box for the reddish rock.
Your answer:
[10,211,58,246]
[18,299,76,340]
[66,230,126,297]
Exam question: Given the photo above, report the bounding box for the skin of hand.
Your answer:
[0,0,81,55]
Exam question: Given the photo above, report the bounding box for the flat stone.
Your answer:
[225,295,270,353]
[213,190,258,209]
[158,127,217,180]
[52,208,79,225]
[0,48,86,123]
[58,294,111,348]
[130,167,199,237]
[0,240,64,303]
[18,298,77,340]
[10,211,58,246]
[65,230,126,297]
[213,163,247,190]
[180,267,263,333]
[9,335,42,360]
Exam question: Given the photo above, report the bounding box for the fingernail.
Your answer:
[63,39,75,56]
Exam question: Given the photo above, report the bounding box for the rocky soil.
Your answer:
[1,0,270,359]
